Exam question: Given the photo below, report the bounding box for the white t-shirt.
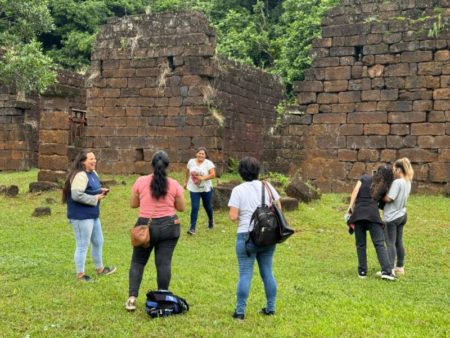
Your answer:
[383,178,411,222]
[228,180,280,233]
[186,158,215,192]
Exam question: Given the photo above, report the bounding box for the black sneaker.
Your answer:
[260,308,275,316]
[78,275,93,282]
[358,271,367,279]
[208,221,214,229]
[98,266,117,276]
[381,272,396,281]
[187,229,196,235]
[232,312,245,320]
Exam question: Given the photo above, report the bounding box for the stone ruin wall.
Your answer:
[2,4,449,194]
[37,71,86,182]
[269,0,450,193]
[82,11,285,175]
[0,68,85,172]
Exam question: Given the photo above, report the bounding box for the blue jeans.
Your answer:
[235,233,277,315]
[70,218,104,273]
[189,190,213,230]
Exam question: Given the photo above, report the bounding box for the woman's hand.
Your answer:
[96,193,106,201]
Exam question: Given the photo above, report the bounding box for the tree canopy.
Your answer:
[1,0,339,94]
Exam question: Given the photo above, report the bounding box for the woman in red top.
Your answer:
[125,151,186,311]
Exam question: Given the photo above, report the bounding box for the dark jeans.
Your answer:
[189,190,214,230]
[384,214,407,270]
[354,221,391,274]
[128,215,180,297]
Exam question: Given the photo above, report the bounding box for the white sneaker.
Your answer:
[394,267,405,275]
[125,297,137,311]
[376,269,396,277]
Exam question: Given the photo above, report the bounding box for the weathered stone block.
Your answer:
[39,130,69,144]
[325,66,351,80]
[388,111,427,123]
[339,91,360,103]
[32,207,51,217]
[387,135,417,149]
[298,92,317,104]
[338,149,357,161]
[398,148,438,162]
[413,100,433,111]
[324,80,348,92]
[401,51,433,63]
[390,124,410,135]
[38,155,68,170]
[380,149,397,162]
[361,90,380,101]
[29,181,59,193]
[358,149,379,161]
[429,163,450,182]
[340,124,363,135]
[313,113,346,124]
[294,81,323,92]
[317,93,338,104]
[364,124,390,135]
[347,136,386,149]
[368,64,384,78]
[347,112,387,124]
[411,123,446,136]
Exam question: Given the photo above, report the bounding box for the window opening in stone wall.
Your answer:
[69,109,87,146]
[99,60,103,75]
[136,148,144,161]
[354,46,363,61]
[168,56,176,72]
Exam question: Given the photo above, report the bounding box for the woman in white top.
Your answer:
[228,156,281,320]
[383,158,414,276]
[184,147,216,235]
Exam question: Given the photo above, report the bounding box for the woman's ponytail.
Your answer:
[150,151,169,199]
[394,157,414,181]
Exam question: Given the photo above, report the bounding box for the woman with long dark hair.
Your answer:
[125,151,186,311]
[347,169,395,280]
[62,150,116,282]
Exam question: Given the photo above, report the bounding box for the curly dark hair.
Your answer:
[370,165,394,208]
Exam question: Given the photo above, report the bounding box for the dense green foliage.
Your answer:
[1,0,339,93]
[0,170,449,337]
[0,0,57,94]
[42,0,150,70]
[38,0,338,85]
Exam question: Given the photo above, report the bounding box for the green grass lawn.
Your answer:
[0,169,449,337]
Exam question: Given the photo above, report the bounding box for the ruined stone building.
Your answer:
[1,0,449,193]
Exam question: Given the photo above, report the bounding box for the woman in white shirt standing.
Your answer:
[383,158,414,276]
[184,147,216,235]
[228,156,281,320]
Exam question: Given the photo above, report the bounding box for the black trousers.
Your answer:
[128,215,180,297]
[354,221,391,274]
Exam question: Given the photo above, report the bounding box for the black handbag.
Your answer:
[263,181,295,243]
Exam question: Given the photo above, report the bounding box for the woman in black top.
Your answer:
[348,174,395,280]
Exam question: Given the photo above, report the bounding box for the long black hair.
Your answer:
[62,149,92,204]
[150,150,169,199]
[370,165,394,204]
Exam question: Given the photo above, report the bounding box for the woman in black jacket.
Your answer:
[347,172,395,280]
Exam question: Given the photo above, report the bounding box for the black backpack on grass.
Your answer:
[145,290,189,318]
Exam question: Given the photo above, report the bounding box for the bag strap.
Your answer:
[262,181,274,205]
[260,180,265,206]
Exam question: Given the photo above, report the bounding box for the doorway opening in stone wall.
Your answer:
[354,45,363,61]
[167,56,176,72]
[69,109,87,146]
[135,148,144,161]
